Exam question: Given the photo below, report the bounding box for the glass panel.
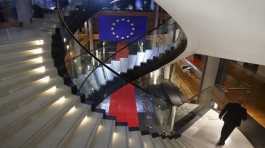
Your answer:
[55,0,195,136]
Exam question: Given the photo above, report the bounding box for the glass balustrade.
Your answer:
[55,0,197,136]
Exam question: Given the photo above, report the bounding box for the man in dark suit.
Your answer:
[217,102,247,146]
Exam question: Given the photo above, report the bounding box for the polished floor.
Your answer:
[172,58,265,128]
[181,109,254,148]
[171,61,201,99]
[223,63,265,128]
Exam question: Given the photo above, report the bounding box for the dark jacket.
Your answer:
[219,103,247,126]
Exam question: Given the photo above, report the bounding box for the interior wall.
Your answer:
[155,0,265,65]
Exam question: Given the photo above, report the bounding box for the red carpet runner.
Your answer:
[109,42,139,127]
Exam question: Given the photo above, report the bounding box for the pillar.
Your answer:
[257,65,265,78]
[164,64,171,80]
[200,56,220,90]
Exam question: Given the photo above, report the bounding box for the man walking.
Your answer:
[217,102,247,146]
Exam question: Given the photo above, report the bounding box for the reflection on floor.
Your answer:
[171,61,200,99]
[181,109,254,148]
[223,63,265,128]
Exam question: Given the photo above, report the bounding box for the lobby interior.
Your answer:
[0,0,265,148]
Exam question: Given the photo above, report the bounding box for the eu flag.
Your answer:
[99,15,148,42]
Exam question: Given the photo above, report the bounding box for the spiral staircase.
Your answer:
[0,1,203,148]
[0,26,193,148]
[75,32,186,106]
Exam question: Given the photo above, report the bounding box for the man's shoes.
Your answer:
[216,141,225,146]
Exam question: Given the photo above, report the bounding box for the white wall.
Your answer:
[155,0,265,65]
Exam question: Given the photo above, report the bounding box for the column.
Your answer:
[215,59,228,85]
[164,64,171,80]
[200,56,220,90]
[257,65,265,78]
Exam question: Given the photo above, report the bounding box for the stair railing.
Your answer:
[77,21,179,95]
[56,0,188,135]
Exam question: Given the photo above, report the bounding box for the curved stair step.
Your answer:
[0,77,62,114]
[0,58,53,78]
[169,139,183,148]
[0,39,47,53]
[0,95,79,148]
[111,126,129,148]
[162,138,175,148]
[0,51,50,65]
[174,138,191,148]
[142,135,155,148]
[152,137,166,148]
[143,50,153,62]
[111,60,121,74]
[128,55,137,70]
[0,66,57,97]
[0,86,69,133]
[104,64,115,81]
[129,131,144,148]
[63,112,103,148]
[35,104,88,148]
[0,47,49,61]
[136,52,145,66]
[89,119,115,148]
[120,58,129,73]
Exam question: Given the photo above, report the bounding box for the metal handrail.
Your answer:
[78,21,178,92]
[56,1,187,104]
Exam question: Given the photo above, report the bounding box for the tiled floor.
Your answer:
[181,109,254,148]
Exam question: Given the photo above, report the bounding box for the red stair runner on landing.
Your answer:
[108,42,139,127]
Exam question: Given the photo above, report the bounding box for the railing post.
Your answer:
[169,105,177,131]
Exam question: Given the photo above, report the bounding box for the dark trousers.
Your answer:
[219,122,237,143]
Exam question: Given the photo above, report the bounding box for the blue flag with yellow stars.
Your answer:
[99,15,148,42]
